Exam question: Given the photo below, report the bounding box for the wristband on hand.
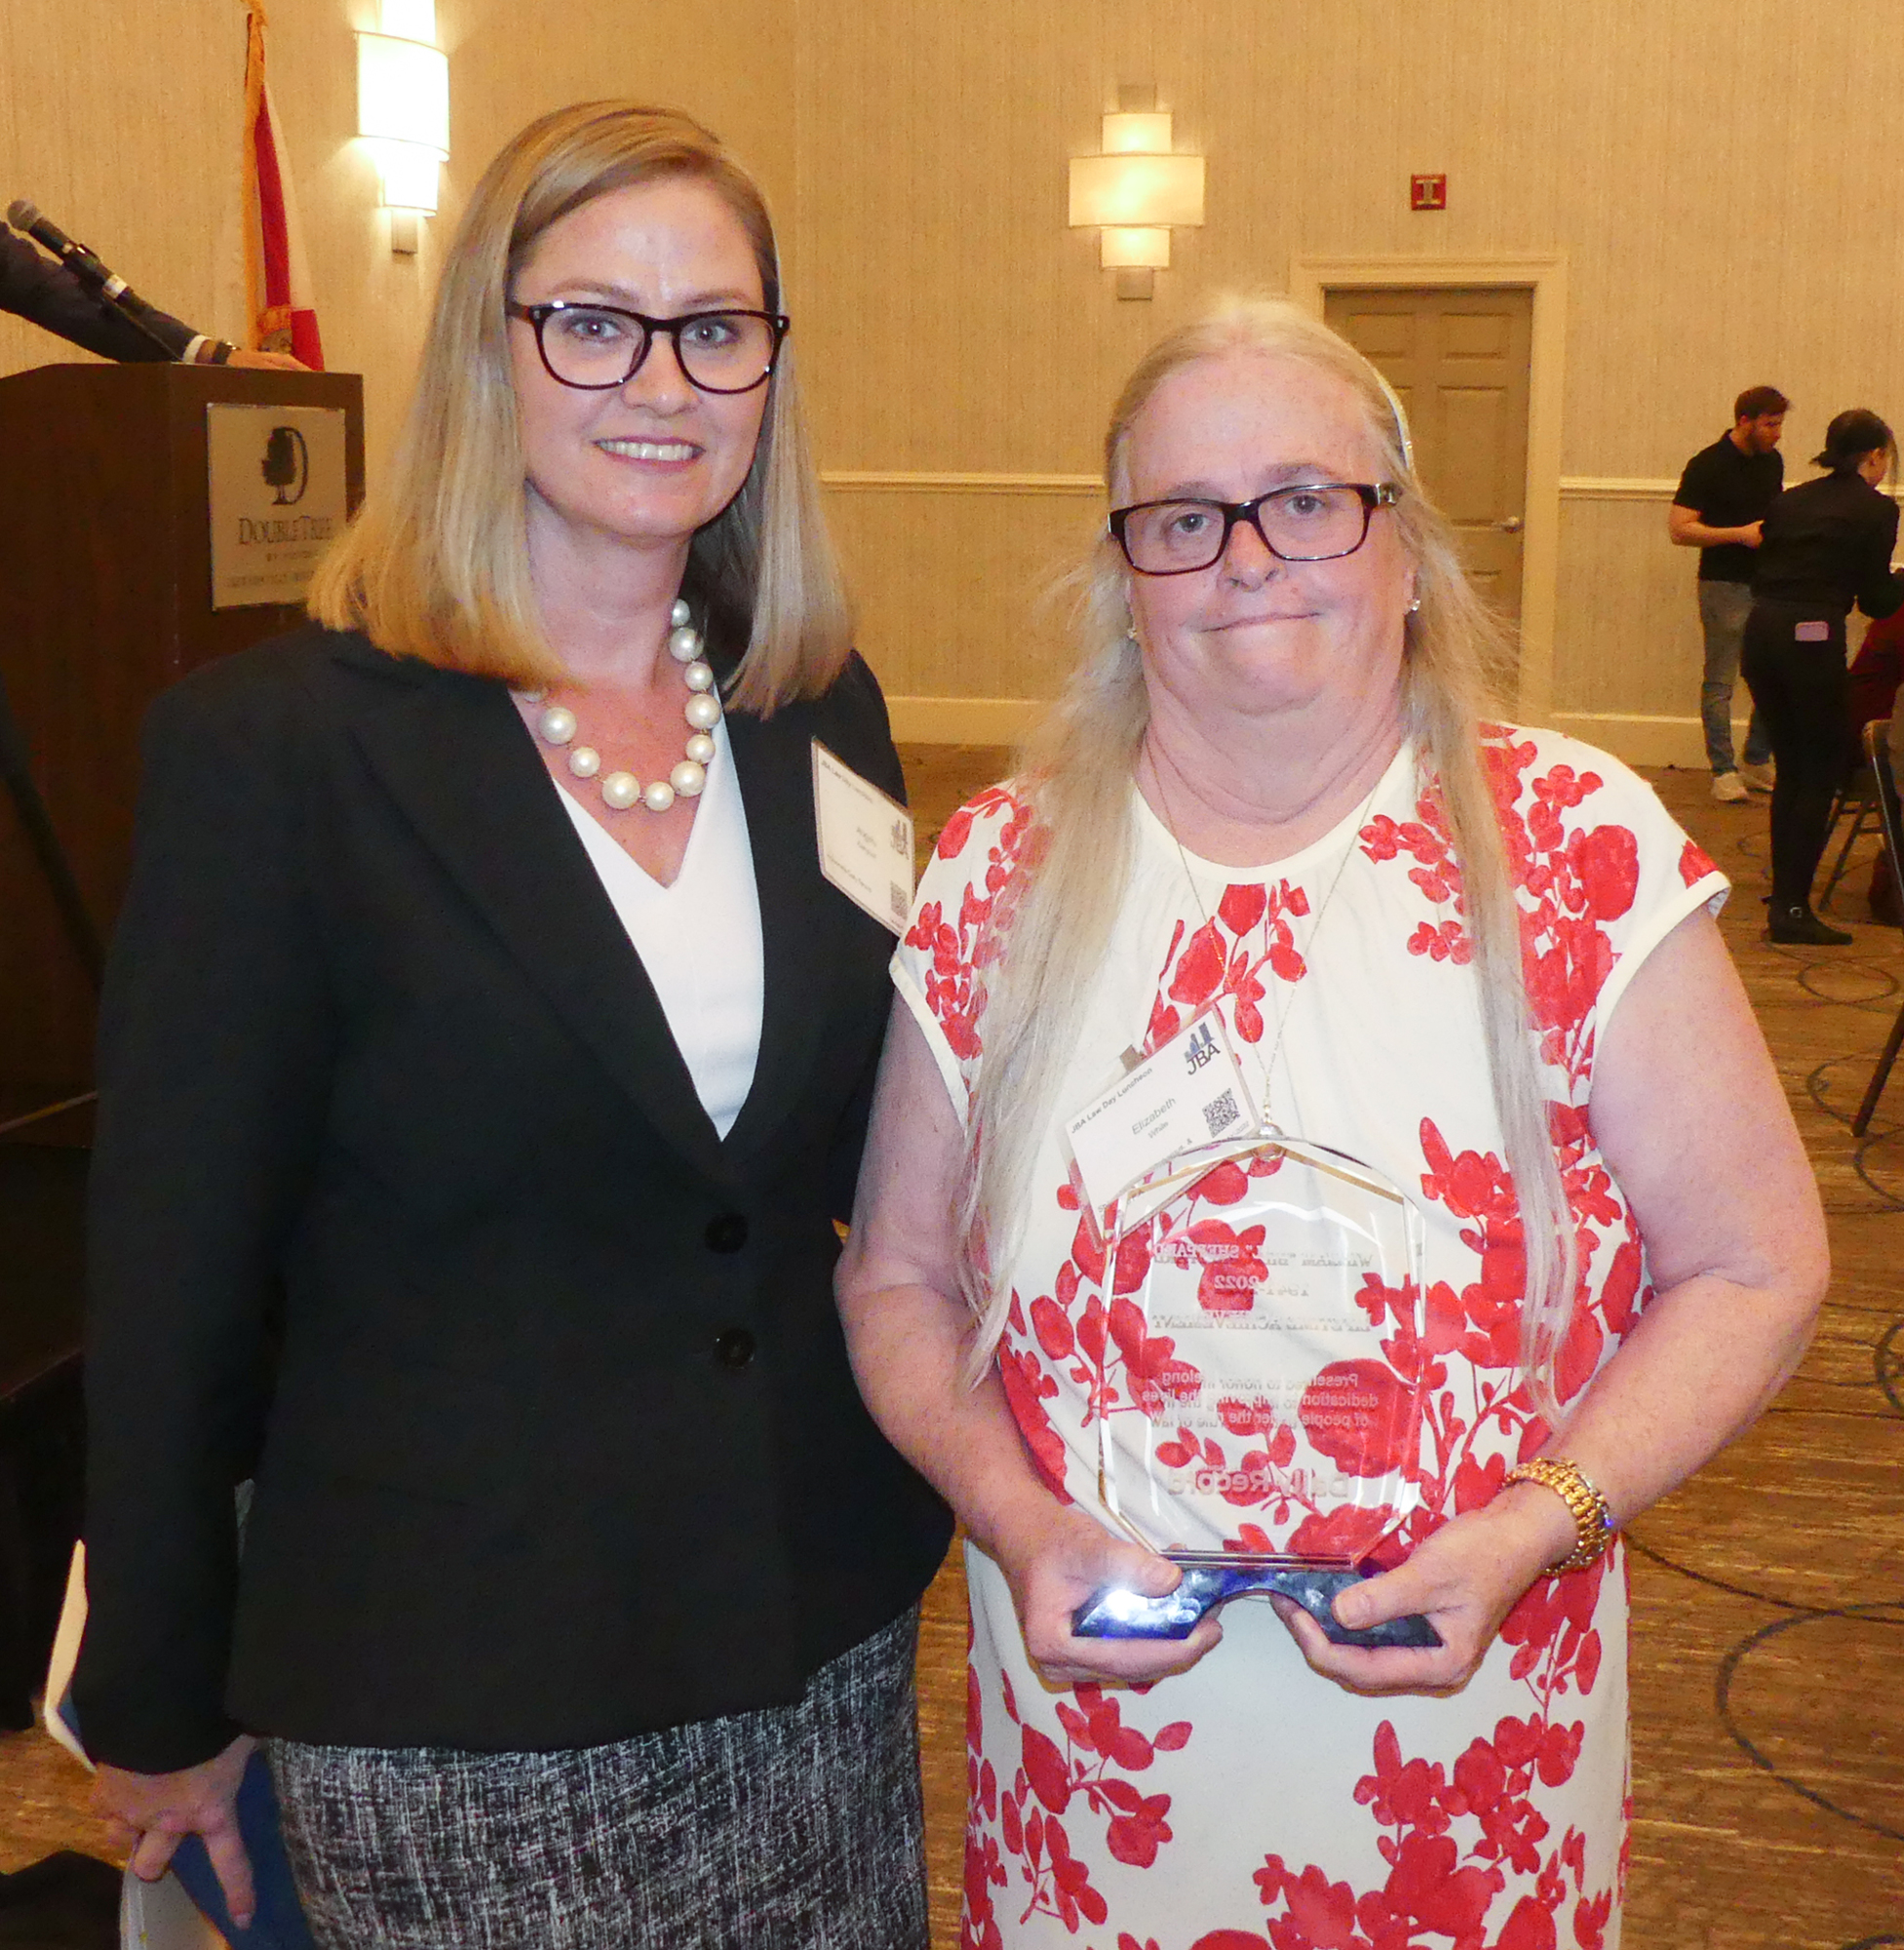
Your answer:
[197,339,236,366]
[1501,1458,1616,1573]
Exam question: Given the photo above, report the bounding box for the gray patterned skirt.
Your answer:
[265,1607,927,1949]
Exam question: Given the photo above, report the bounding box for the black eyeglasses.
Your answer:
[506,300,790,395]
[1109,482,1400,575]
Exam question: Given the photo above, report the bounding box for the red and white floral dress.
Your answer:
[893,728,1727,1950]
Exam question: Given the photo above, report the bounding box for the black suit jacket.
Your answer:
[72,626,951,1773]
[1,230,193,363]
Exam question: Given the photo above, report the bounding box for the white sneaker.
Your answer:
[1739,760,1776,793]
[1711,772,1750,802]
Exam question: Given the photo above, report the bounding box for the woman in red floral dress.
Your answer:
[837,300,1825,1950]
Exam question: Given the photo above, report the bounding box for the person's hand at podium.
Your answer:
[193,342,308,371]
[93,1733,257,1930]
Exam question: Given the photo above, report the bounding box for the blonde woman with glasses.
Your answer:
[838,299,1823,1948]
[75,102,949,1947]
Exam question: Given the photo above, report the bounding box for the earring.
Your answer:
[1406,598,1421,614]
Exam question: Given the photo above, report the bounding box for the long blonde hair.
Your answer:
[308,101,850,714]
[960,298,1576,1423]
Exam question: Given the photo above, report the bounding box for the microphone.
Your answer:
[6,198,197,359]
[7,200,122,294]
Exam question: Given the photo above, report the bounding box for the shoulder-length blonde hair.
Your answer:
[308,101,850,714]
[961,297,1577,1424]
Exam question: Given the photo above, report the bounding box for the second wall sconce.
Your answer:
[357,0,449,254]
[1069,95,1204,299]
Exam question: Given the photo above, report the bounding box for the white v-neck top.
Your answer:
[553,717,763,1138]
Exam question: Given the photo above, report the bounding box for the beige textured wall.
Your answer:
[796,0,1904,754]
[5,1,1900,756]
[0,1,247,381]
[0,0,793,484]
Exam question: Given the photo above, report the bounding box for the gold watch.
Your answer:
[1501,1458,1615,1573]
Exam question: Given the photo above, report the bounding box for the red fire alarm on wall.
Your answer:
[1410,174,1447,212]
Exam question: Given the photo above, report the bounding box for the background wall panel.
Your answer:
[793,0,1904,756]
[823,480,1104,708]
[1553,490,1702,721]
[5,1,1902,757]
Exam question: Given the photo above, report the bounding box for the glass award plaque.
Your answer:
[1071,1128,1441,1650]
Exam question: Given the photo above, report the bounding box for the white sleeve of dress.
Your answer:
[888,784,1033,1126]
[1578,757,1729,1040]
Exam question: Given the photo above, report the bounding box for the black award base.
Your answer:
[1072,1559,1441,1650]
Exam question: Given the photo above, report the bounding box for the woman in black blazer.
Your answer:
[1743,408,1904,944]
[74,103,950,1948]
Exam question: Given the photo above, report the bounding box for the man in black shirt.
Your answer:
[1670,385,1787,801]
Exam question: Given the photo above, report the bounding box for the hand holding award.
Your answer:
[1070,1125,1441,1650]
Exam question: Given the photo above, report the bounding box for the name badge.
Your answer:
[1066,1008,1256,1221]
[812,740,915,933]
[1794,619,1831,643]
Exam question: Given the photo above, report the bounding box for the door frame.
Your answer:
[1290,255,1567,720]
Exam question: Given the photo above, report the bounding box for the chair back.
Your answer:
[1866,719,1904,900]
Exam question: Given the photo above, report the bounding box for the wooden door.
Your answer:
[1324,286,1533,630]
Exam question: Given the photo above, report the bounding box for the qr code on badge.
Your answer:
[889,881,910,925]
[1202,1089,1239,1138]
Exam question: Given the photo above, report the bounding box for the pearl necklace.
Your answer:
[524,599,721,814]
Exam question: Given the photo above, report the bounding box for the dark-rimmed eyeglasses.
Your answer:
[1109,482,1400,575]
[506,300,790,395]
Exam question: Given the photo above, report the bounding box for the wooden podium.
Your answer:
[0,361,364,1138]
[0,363,364,1718]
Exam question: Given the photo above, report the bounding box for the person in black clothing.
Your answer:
[1743,408,1904,944]
[1670,385,1787,802]
[1,227,300,369]
[73,104,949,1946]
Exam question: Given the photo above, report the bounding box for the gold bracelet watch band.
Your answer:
[1501,1457,1616,1573]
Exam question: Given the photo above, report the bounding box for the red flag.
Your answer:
[243,2,323,369]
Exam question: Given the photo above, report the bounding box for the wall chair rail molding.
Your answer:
[1559,477,1681,501]
[819,471,1104,496]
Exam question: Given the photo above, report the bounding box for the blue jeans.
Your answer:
[1698,578,1772,774]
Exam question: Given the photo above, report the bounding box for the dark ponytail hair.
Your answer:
[1812,408,1894,474]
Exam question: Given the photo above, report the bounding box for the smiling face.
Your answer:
[508,175,770,561]
[1117,350,1415,735]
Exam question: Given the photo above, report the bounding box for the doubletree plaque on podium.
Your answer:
[207,401,351,609]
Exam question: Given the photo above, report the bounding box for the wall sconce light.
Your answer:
[1069,97,1204,299]
[357,0,448,254]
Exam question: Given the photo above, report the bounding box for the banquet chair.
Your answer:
[1851,719,1904,1137]
[1818,753,1883,912]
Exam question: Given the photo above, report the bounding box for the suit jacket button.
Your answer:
[705,1213,749,1253]
[714,1328,756,1369]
